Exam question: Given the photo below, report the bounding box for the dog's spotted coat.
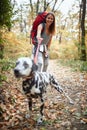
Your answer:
[14,57,73,124]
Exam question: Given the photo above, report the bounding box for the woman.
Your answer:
[32,12,55,72]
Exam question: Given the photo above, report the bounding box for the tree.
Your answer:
[0,0,13,30]
[0,0,13,59]
[80,0,86,61]
[29,0,65,17]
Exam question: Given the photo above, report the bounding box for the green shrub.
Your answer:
[0,59,15,85]
[49,51,58,59]
[0,59,15,71]
[58,59,87,72]
[80,61,87,71]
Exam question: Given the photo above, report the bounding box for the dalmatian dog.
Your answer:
[14,57,74,124]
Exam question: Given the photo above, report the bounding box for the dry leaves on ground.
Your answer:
[0,60,87,130]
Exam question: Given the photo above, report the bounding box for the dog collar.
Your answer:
[23,73,34,80]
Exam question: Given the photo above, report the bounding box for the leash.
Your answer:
[34,38,43,64]
[62,90,74,104]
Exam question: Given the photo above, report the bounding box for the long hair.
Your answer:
[45,12,55,35]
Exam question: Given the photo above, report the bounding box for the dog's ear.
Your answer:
[32,62,38,72]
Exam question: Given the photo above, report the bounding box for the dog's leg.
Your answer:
[25,97,32,118]
[28,97,32,116]
[37,95,44,125]
[29,97,32,110]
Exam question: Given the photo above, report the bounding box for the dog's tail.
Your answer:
[50,75,74,104]
[50,75,63,93]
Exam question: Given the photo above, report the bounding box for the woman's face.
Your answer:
[46,14,54,26]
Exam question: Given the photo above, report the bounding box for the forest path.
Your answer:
[0,59,87,130]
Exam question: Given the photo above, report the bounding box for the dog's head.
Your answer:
[14,57,38,78]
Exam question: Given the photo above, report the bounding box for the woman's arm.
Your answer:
[36,24,43,40]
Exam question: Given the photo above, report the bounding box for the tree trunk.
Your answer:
[44,0,47,11]
[36,0,39,14]
[80,0,86,61]
[0,32,4,59]
[20,5,23,32]
[78,3,82,58]
[0,44,4,59]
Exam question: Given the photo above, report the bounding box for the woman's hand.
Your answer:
[36,37,43,44]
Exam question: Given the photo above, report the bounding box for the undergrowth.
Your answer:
[0,59,15,86]
[58,59,87,72]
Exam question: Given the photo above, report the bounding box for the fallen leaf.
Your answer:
[57,111,63,115]
[69,108,77,113]
[50,113,57,120]
[55,123,61,128]
[82,118,87,123]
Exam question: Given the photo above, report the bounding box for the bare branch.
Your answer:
[52,0,57,12]
[29,0,33,12]
[53,0,65,12]
[36,0,40,14]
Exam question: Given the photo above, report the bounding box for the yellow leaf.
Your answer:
[69,108,77,113]
[55,124,61,128]
[82,118,87,123]
[50,113,57,120]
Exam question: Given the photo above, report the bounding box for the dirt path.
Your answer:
[48,60,87,105]
[0,60,87,130]
[47,60,87,129]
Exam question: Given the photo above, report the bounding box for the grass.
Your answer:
[3,32,32,60]
[50,39,78,60]
[50,39,87,72]
[0,59,14,86]
[0,32,32,85]
[57,59,87,72]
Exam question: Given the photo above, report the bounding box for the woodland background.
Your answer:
[0,0,87,60]
[0,0,87,130]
